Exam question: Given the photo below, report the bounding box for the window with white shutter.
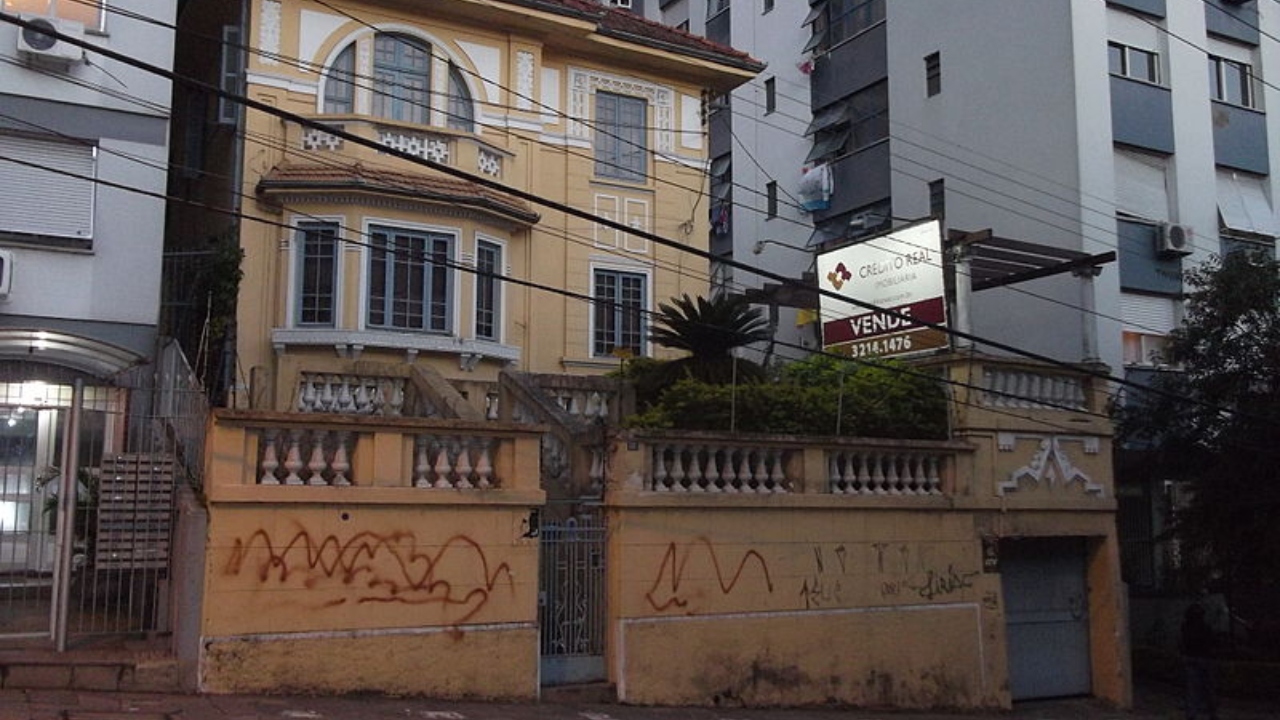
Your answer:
[0,133,96,246]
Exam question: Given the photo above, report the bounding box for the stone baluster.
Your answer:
[414,435,431,488]
[388,380,405,416]
[885,453,902,495]
[868,453,885,494]
[259,429,281,485]
[306,430,329,485]
[331,431,352,486]
[475,440,494,489]
[353,381,372,413]
[433,439,454,488]
[669,446,687,492]
[652,445,669,491]
[588,447,603,494]
[298,377,317,412]
[283,430,304,485]
[455,438,474,489]
[769,449,787,493]
[925,455,942,494]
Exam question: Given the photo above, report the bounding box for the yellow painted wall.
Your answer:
[606,505,1008,708]
[226,0,749,409]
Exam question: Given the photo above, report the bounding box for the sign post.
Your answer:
[816,219,950,359]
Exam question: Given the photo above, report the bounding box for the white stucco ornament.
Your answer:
[997,433,1103,496]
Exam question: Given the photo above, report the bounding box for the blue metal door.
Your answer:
[1001,537,1092,700]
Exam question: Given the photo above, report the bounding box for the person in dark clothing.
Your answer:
[1181,603,1218,720]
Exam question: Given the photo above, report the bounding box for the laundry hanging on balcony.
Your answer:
[710,202,731,235]
[799,163,833,212]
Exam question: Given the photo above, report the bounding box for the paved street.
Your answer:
[0,682,1275,720]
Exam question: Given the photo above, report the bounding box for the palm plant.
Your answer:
[646,293,773,386]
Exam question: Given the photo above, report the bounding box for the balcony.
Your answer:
[287,115,512,182]
[205,409,545,505]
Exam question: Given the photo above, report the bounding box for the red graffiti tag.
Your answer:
[224,529,513,623]
[644,536,774,612]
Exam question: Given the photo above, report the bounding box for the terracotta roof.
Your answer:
[498,0,764,72]
[257,164,541,224]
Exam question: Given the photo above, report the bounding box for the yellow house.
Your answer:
[169,0,761,412]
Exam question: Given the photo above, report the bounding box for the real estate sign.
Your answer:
[816,219,949,359]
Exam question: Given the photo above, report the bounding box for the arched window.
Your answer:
[446,63,475,132]
[323,44,356,114]
[372,33,430,124]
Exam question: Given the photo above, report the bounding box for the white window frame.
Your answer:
[360,220,458,334]
[594,90,649,183]
[473,235,506,342]
[0,132,96,245]
[1209,54,1256,109]
[1108,41,1160,85]
[290,218,343,329]
[590,264,650,358]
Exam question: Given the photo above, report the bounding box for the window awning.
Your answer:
[805,129,848,163]
[802,27,826,54]
[709,155,732,179]
[1217,170,1276,237]
[802,3,825,26]
[805,102,848,136]
[1114,149,1169,222]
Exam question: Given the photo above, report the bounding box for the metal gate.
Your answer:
[538,514,606,685]
[1001,536,1092,700]
[0,341,206,647]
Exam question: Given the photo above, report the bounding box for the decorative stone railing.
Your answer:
[296,373,408,415]
[293,117,510,181]
[827,448,943,496]
[650,442,792,493]
[206,410,544,498]
[619,431,968,498]
[979,367,1088,411]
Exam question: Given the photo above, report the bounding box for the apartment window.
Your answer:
[0,133,95,246]
[367,226,454,332]
[3,0,105,31]
[593,269,646,357]
[766,181,778,218]
[803,0,885,54]
[929,179,945,218]
[608,0,633,7]
[764,77,777,114]
[371,34,432,124]
[1108,42,1160,84]
[446,63,475,132]
[475,240,502,341]
[805,80,887,163]
[218,25,244,124]
[708,0,730,18]
[296,222,339,327]
[763,0,774,14]
[1122,331,1170,367]
[1209,55,1255,108]
[595,91,648,182]
[925,52,941,96]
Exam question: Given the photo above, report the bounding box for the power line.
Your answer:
[0,10,1254,424]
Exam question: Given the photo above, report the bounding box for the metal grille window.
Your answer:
[296,222,339,327]
[1108,42,1160,85]
[765,77,777,114]
[805,81,886,164]
[367,226,453,332]
[767,181,778,218]
[0,133,95,244]
[593,269,646,357]
[1209,55,1255,108]
[595,91,648,182]
[323,44,356,114]
[475,240,502,340]
[373,34,431,124]
[218,25,244,124]
[929,179,945,218]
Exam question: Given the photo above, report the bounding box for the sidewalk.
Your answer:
[0,682,1274,720]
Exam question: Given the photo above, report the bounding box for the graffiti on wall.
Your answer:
[223,528,514,622]
[644,537,774,612]
[801,544,847,609]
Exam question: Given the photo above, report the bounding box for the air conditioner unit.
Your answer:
[1156,223,1194,257]
[16,14,84,64]
[0,250,13,300]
